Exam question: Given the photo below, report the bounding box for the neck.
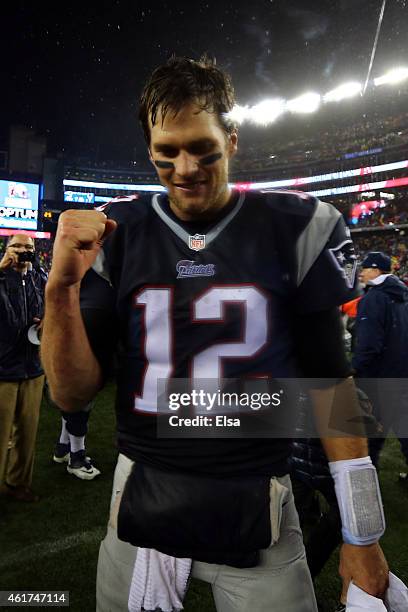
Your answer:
[169,186,233,222]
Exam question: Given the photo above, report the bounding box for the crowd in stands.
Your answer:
[353,232,408,283]
[34,239,53,271]
[64,157,158,184]
[231,81,408,180]
[232,110,408,178]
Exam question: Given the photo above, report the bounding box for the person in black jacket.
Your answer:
[0,233,47,502]
[352,251,408,473]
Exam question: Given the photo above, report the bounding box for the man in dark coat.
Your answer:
[353,251,408,473]
[0,233,46,502]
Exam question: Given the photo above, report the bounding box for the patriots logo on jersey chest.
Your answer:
[176,260,216,278]
[328,239,358,289]
[189,234,206,251]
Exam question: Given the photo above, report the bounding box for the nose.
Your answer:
[173,152,199,178]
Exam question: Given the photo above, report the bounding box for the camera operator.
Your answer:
[0,233,47,502]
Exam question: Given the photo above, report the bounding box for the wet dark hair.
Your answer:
[139,55,236,145]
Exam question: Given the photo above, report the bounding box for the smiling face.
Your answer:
[149,102,238,221]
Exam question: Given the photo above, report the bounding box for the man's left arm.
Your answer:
[311,382,389,598]
[292,199,389,597]
[293,308,389,598]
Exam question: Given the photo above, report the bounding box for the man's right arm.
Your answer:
[41,210,117,412]
[42,282,104,411]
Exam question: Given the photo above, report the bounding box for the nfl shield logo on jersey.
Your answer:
[328,240,358,289]
[189,234,206,251]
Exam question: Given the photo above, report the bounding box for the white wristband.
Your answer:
[329,456,385,545]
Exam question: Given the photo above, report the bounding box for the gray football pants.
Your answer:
[96,454,318,612]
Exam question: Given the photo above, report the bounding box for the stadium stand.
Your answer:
[353,232,408,283]
[231,81,408,181]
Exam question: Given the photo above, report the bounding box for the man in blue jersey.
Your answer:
[42,56,389,612]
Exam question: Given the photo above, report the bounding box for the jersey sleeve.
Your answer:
[293,200,359,313]
[79,268,118,379]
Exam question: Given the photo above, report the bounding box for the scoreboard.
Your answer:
[0,180,39,230]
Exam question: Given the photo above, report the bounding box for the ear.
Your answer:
[148,149,155,167]
[228,131,238,158]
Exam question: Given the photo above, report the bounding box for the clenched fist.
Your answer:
[48,209,117,288]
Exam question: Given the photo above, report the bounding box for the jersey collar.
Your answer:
[151,191,246,251]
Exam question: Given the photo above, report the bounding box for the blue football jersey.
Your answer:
[80,189,357,475]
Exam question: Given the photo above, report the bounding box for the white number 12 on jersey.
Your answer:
[134,286,268,413]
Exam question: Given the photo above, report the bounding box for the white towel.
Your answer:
[128,548,192,612]
[346,572,408,612]
[346,583,387,612]
[385,573,408,611]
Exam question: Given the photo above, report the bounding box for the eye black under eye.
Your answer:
[200,152,223,165]
[154,160,175,169]
[153,153,223,169]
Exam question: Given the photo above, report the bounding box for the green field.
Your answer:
[1,382,407,612]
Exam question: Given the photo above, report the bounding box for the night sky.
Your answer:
[2,0,407,163]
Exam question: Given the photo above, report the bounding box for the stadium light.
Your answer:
[226,61,408,127]
[323,81,362,103]
[287,92,321,114]
[248,99,286,125]
[374,67,408,86]
[227,104,250,125]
